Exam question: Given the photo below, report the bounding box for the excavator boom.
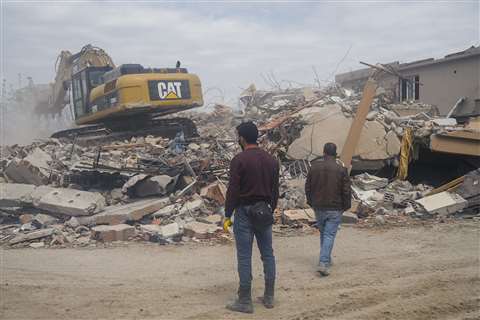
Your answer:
[35,44,114,115]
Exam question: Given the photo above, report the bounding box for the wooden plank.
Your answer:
[340,78,378,171]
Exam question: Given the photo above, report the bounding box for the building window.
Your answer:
[400,75,420,101]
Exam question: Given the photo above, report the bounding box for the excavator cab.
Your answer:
[71,66,112,119]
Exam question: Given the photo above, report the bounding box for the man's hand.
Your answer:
[223,217,233,232]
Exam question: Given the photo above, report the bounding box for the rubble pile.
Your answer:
[1,83,478,249]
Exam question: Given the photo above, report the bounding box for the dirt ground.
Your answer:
[1,221,479,320]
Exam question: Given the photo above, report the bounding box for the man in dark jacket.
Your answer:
[305,142,351,276]
[223,121,279,313]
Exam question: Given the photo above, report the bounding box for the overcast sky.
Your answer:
[2,0,479,107]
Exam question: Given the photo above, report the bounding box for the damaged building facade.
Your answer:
[335,46,480,117]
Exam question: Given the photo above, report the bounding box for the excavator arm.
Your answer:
[35,44,115,115]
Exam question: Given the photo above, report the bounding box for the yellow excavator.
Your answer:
[36,44,203,139]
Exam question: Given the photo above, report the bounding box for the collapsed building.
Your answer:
[0,57,479,248]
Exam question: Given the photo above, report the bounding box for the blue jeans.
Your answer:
[314,209,342,266]
[233,205,276,287]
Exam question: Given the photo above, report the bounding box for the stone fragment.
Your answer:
[4,148,52,185]
[184,221,221,239]
[32,213,57,227]
[283,209,316,224]
[374,215,386,225]
[91,224,135,242]
[34,188,106,216]
[92,197,170,225]
[200,182,227,205]
[9,228,55,245]
[65,217,80,228]
[0,183,36,207]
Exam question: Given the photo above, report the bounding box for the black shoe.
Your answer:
[261,279,274,308]
[226,285,254,313]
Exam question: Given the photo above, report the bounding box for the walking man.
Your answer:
[305,142,351,276]
[223,121,280,313]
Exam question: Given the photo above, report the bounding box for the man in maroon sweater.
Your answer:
[223,121,279,314]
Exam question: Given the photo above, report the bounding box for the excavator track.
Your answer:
[51,117,198,143]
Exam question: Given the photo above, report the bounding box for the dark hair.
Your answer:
[236,121,258,144]
[323,142,337,156]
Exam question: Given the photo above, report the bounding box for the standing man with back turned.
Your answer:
[223,121,280,314]
[305,142,351,276]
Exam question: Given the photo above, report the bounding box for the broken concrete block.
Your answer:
[184,221,221,239]
[179,199,204,215]
[4,148,52,185]
[34,188,106,216]
[353,173,388,191]
[140,224,162,234]
[342,212,358,224]
[385,130,401,156]
[32,213,58,228]
[92,197,170,225]
[19,214,34,224]
[283,209,316,224]
[122,174,177,197]
[0,183,36,207]
[152,204,177,218]
[29,242,45,249]
[200,182,227,205]
[91,224,135,242]
[135,175,177,197]
[160,222,182,238]
[198,214,222,225]
[65,217,80,228]
[415,191,467,216]
[9,228,55,245]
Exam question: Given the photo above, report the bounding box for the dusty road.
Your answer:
[1,221,479,320]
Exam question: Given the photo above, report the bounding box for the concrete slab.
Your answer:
[179,199,204,215]
[415,191,468,216]
[0,183,36,207]
[4,148,52,185]
[9,228,55,245]
[35,188,106,216]
[92,197,170,225]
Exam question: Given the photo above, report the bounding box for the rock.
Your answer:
[19,214,34,224]
[0,183,36,207]
[29,242,45,249]
[32,213,58,227]
[91,197,170,225]
[184,221,221,239]
[91,224,135,242]
[283,209,316,224]
[179,199,204,215]
[200,182,227,205]
[4,148,52,185]
[9,228,55,245]
[33,188,106,216]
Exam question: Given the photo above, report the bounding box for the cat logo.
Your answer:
[158,81,183,99]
